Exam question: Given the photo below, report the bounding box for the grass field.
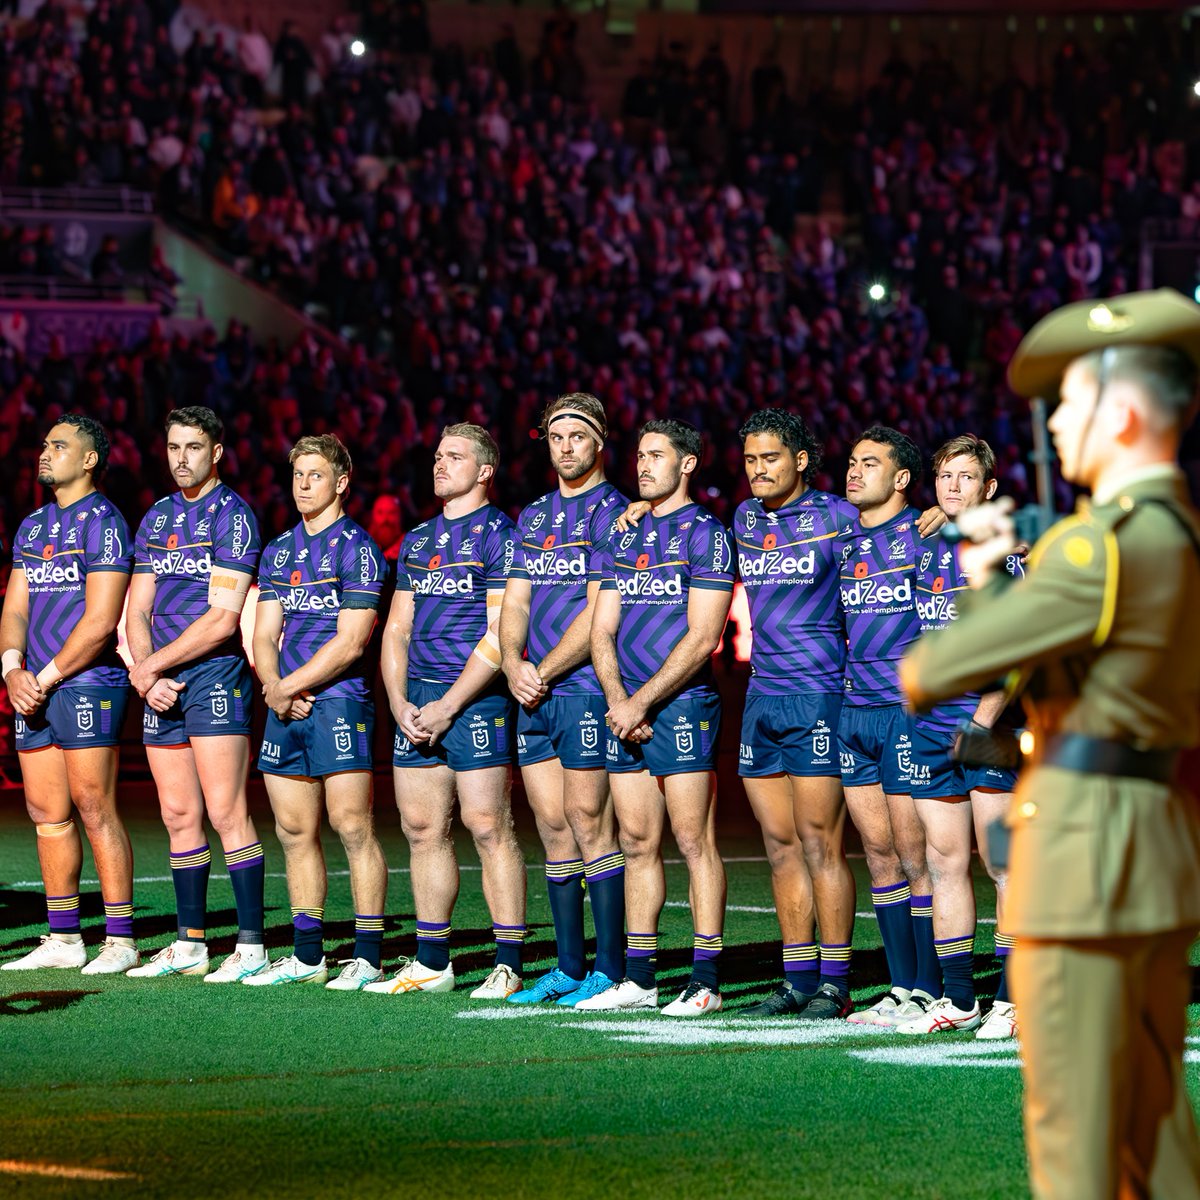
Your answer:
[1,784,1196,1200]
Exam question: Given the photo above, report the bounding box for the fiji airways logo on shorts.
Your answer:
[14,715,26,736]
[910,760,931,788]
[394,730,412,757]
[516,733,527,753]
[606,737,621,759]
[896,734,913,778]
[261,740,282,764]
[812,720,831,760]
[144,710,159,732]
[840,751,856,773]
[739,742,753,765]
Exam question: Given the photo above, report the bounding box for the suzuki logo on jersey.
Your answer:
[151,549,213,578]
[839,577,913,607]
[49,522,61,536]
[437,532,450,547]
[940,549,953,568]
[25,559,81,586]
[553,511,565,526]
[527,552,585,578]
[739,548,817,579]
[917,593,958,626]
[295,548,308,562]
[615,572,683,598]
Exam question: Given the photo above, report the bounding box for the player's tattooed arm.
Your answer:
[499,576,545,708]
[382,587,427,744]
[0,568,44,717]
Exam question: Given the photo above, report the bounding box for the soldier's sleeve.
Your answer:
[902,514,1114,710]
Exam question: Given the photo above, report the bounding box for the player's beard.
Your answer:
[638,465,681,502]
[37,468,56,486]
[554,443,598,482]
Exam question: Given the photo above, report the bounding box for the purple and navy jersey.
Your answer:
[915,533,1026,733]
[838,506,922,707]
[511,481,626,696]
[258,516,386,701]
[398,503,516,685]
[134,483,260,662]
[598,502,734,698]
[13,492,131,687]
[735,489,857,697]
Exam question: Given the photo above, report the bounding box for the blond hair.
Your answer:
[442,423,499,467]
[932,433,996,482]
[289,434,353,479]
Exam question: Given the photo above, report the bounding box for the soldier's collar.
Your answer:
[1092,462,1182,506]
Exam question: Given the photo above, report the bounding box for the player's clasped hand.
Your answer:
[955,498,1018,588]
[503,656,546,709]
[4,668,45,717]
[606,695,653,742]
[145,677,184,713]
[413,697,455,746]
[128,660,159,698]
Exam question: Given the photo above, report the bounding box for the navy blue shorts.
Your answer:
[393,679,515,772]
[606,691,721,778]
[259,696,374,778]
[143,656,253,746]
[909,722,1019,799]
[16,684,130,751]
[517,693,606,770]
[837,703,913,794]
[738,691,842,778]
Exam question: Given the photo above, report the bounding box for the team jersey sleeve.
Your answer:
[484,517,517,590]
[588,499,623,583]
[340,532,386,610]
[594,543,616,590]
[213,500,261,574]
[395,532,415,592]
[509,509,533,581]
[689,518,735,591]
[9,516,30,572]
[256,545,279,604]
[84,507,133,574]
[133,510,154,574]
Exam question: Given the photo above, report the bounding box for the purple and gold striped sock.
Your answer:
[291,906,324,966]
[626,931,657,988]
[169,844,211,943]
[493,924,525,973]
[691,933,723,990]
[994,929,1015,1003]
[416,920,452,971]
[224,842,265,944]
[819,941,852,991]
[103,899,134,940]
[354,914,385,969]
[47,893,81,935]
[935,933,976,1009]
[783,941,819,993]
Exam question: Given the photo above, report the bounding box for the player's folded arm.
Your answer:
[902,520,1109,710]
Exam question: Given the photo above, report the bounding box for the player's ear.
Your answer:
[984,478,998,500]
[336,473,349,495]
[211,442,224,466]
[680,453,698,477]
[894,468,911,493]
[796,449,809,476]
[478,462,495,484]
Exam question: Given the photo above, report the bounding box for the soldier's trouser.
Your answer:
[1013,928,1200,1200]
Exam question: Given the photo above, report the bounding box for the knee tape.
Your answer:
[36,818,76,838]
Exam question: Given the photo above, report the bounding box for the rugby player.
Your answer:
[838,426,941,1027]
[126,408,266,981]
[580,419,733,1016]
[897,434,1019,1038]
[733,410,858,1019]
[500,394,628,1006]
[249,434,389,988]
[368,424,527,999]
[0,415,137,974]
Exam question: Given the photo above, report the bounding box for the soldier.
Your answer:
[902,289,1200,1199]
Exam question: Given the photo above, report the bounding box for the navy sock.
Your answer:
[416,920,451,971]
[691,933,722,990]
[871,882,916,992]
[995,930,1014,1003]
[584,851,626,980]
[291,908,323,966]
[224,842,265,944]
[170,844,211,942]
[545,860,585,979]
[935,934,976,1009]
[819,942,852,993]
[354,914,385,969]
[910,894,941,996]
[782,941,819,993]
[493,924,525,973]
[626,932,657,988]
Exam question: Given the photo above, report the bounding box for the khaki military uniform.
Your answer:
[905,469,1200,1200]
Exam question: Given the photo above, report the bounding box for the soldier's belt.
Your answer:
[1043,734,1178,784]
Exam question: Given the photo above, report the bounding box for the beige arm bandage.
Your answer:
[473,593,504,669]
[35,658,64,689]
[208,570,253,613]
[1,649,23,677]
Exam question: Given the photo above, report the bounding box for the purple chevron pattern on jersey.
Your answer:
[134,483,260,661]
[257,516,386,700]
[838,506,922,707]
[735,489,857,697]
[914,533,1026,733]
[13,492,131,686]
[510,481,626,696]
[597,503,733,697]
[398,504,517,684]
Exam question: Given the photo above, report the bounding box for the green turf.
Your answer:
[0,796,1190,1199]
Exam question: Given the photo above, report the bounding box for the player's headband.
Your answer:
[540,410,606,441]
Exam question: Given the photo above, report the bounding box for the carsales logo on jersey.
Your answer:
[738,548,816,579]
[151,549,213,577]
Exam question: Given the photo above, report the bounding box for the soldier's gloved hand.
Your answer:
[956,498,1018,588]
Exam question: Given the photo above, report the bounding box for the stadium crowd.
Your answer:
[0,3,1197,555]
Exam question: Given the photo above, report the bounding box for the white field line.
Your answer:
[0,1159,140,1182]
